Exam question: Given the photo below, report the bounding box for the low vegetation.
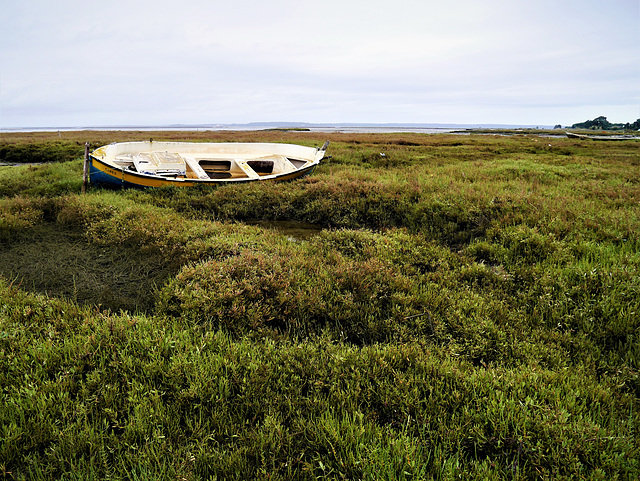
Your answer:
[0,131,638,479]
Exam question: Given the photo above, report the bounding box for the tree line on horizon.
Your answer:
[566,115,640,131]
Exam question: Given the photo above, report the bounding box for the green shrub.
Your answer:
[157,244,415,344]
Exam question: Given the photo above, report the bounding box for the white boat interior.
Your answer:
[94,141,326,180]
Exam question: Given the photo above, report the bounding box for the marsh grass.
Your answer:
[0,131,638,479]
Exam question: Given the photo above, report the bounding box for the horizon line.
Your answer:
[1,121,556,132]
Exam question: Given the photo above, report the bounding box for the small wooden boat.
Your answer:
[88,140,329,188]
[565,132,636,141]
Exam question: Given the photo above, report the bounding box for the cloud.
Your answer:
[1,0,638,127]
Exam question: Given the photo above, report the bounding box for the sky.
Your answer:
[1,0,638,128]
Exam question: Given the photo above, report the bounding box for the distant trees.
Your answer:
[571,116,640,131]
[572,116,612,129]
[626,119,640,130]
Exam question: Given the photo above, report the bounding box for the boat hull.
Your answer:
[565,131,638,141]
[88,141,326,188]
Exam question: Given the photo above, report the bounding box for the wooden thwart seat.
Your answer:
[184,156,209,179]
[235,159,260,179]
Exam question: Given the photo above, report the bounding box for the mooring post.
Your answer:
[82,142,89,194]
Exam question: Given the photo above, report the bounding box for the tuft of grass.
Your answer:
[0,160,84,197]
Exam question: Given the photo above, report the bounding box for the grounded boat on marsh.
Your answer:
[89,140,329,188]
[565,131,638,141]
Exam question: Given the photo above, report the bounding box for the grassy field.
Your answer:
[0,130,638,479]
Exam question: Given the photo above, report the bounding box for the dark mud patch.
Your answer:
[0,223,177,313]
[247,220,324,241]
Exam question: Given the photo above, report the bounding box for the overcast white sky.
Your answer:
[1,0,638,128]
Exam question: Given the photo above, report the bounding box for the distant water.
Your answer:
[0,125,460,134]
[0,122,552,134]
[307,126,460,134]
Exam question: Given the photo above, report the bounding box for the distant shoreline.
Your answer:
[1,122,554,134]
